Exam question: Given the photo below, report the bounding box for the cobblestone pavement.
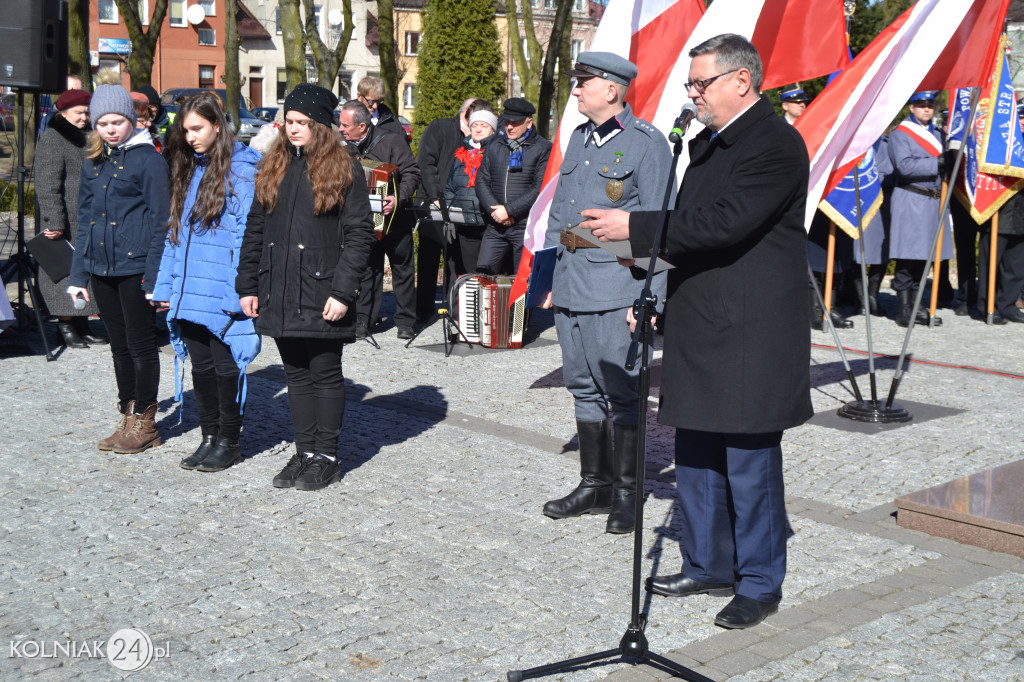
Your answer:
[2,288,1023,681]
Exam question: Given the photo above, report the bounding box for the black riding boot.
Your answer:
[606,423,639,534]
[181,369,221,469]
[897,289,940,327]
[543,419,613,518]
[867,277,883,316]
[196,373,243,472]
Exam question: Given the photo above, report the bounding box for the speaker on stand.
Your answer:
[0,0,69,360]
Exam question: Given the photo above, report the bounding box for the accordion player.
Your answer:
[360,159,400,239]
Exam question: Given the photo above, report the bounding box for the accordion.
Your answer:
[456,274,525,349]
[360,159,399,237]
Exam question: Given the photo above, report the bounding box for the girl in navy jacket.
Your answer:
[152,92,261,473]
[68,85,170,454]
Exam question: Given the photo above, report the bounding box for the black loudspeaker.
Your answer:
[0,0,69,91]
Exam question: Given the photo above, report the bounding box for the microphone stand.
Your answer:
[507,127,711,682]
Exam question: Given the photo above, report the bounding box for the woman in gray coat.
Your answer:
[34,88,106,347]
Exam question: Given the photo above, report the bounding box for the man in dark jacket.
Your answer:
[339,100,421,339]
[475,98,552,274]
[583,34,813,630]
[414,97,477,322]
[357,76,408,142]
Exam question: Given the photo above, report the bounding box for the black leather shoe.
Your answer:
[180,434,217,470]
[1002,308,1024,323]
[955,302,971,317]
[196,438,241,472]
[397,327,415,339]
[58,321,88,348]
[645,573,734,598]
[73,317,108,344]
[714,595,780,629]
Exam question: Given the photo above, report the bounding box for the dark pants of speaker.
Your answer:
[359,225,416,330]
[90,273,159,412]
[978,232,1024,316]
[275,337,345,457]
[674,428,787,603]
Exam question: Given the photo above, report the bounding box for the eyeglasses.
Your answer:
[359,95,383,107]
[684,69,740,95]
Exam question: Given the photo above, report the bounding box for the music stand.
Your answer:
[1,90,54,361]
[404,202,481,355]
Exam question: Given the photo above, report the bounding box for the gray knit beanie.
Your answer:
[90,84,137,126]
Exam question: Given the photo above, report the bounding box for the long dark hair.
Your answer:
[166,92,235,245]
[254,119,354,215]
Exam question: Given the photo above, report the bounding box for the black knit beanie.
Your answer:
[284,83,339,127]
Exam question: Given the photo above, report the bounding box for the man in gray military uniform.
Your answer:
[541,52,670,534]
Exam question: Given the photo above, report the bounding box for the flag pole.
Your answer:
[928,180,948,326]
[824,223,837,320]
[885,87,981,411]
[987,212,1000,323]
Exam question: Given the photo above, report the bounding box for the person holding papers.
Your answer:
[540,51,670,535]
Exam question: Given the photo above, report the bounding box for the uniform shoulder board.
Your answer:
[632,118,662,140]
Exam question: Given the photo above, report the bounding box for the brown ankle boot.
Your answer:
[112,402,162,454]
[98,400,135,451]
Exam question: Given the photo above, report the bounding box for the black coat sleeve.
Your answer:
[236,196,266,297]
[475,145,501,211]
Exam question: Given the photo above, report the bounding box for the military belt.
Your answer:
[901,183,941,200]
[560,230,599,252]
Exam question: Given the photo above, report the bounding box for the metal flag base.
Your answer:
[838,399,913,423]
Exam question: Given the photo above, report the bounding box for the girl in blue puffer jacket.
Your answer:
[152,92,261,472]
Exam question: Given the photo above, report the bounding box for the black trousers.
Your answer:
[978,232,1024,315]
[358,223,416,330]
[892,259,927,292]
[416,234,443,321]
[477,225,524,276]
[181,320,243,440]
[90,273,159,412]
[275,336,345,456]
[180,320,237,376]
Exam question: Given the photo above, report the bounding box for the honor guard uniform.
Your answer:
[887,90,953,327]
[542,51,670,534]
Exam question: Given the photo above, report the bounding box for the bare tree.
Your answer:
[112,0,169,88]
[305,0,355,91]
[506,0,575,137]
[67,0,91,90]
[223,0,242,132]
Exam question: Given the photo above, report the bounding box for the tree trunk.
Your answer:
[279,0,308,92]
[304,0,354,92]
[376,0,399,112]
[67,0,91,91]
[536,0,574,137]
[224,0,242,133]
[114,0,169,89]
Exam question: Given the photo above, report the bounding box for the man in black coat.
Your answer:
[414,97,477,322]
[584,34,813,629]
[356,76,408,141]
[475,98,552,274]
[339,100,421,339]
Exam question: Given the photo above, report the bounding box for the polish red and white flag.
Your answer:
[511,0,848,302]
[795,0,1010,228]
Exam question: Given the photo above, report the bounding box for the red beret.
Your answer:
[56,89,92,111]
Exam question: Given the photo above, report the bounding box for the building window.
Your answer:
[305,55,317,84]
[405,31,420,56]
[98,0,118,23]
[275,8,283,35]
[315,5,323,32]
[403,83,416,109]
[138,0,150,25]
[169,0,186,27]
[199,65,215,89]
[98,58,121,75]
[198,29,216,46]
[277,69,288,103]
[574,0,586,11]
[544,0,557,9]
[198,0,215,15]
[522,37,530,63]
[571,40,583,63]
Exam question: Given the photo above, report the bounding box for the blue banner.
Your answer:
[818,145,882,239]
[978,49,1024,177]
[946,87,973,150]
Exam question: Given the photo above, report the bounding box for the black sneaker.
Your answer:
[397,327,415,340]
[294,455,341,491]
[273,453,310,488]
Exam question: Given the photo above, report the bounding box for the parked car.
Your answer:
[159,88,266,145]
[398,115,413,142]
[252,107,278,123]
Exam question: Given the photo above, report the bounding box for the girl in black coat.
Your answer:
[236,84,375,491]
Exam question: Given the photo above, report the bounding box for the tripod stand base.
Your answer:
[838,399,912,423]
[507,622,714,681]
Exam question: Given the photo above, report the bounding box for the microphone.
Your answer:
[73,293,87,310]
[669,103,699,143]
